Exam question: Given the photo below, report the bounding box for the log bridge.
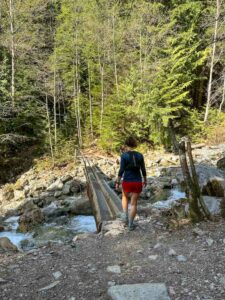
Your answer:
[83,159,123,232]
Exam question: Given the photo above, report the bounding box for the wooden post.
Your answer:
[168,119,211,221]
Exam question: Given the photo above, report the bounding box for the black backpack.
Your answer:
[125,151,141,171]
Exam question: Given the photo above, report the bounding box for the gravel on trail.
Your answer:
[1,216,225,300]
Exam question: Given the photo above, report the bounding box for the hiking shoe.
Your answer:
[128,223,136,231]
[120,212,128,225]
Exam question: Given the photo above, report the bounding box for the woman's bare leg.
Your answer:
[129,193,140,229]
[121,190,129,223]
[122,190,129,211]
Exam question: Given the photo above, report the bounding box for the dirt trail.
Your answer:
[1,215,225,300]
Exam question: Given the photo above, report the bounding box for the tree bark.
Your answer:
[186,140,211,219]
[53,50,57,151]
[219,75,225,113]
[45,87,54,165]
[75,43,82,147]
[88,61,93,139]
[9,0,15,106]
[168,119,211,221]
[112,10,119,98]
[204,0,220,122]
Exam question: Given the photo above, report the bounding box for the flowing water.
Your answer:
[152,188,186,209]
[1,188,186,250]
[1,215,96,250]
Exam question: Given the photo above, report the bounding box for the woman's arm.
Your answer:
[140,155,147,186]
[115,155,125,188]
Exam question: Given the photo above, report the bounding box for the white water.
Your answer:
[1,215,96,249]
[152,189,186,209]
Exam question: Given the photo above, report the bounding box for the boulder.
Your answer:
[54,191,63,198]
[61,175,73,183]
[42,202,68,219]
[202,177,225,197]
[65,196,92,215]
[2,185,14,202]
[62,182,71,195]
[17,198,37,214]
[217,157,225,170]
[18,207,44,232]
[69,180,83,194]
[108,283,170,300]
[0,237,18,252]
[203,196,223,215]
[47,179,63,191]
[33,183,46,191]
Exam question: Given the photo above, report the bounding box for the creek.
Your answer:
[1,215,96,251]
[0,187,186,251]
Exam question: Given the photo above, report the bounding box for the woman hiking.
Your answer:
[115,136,147,230]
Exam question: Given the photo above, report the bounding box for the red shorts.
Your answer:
[122,182,143,194]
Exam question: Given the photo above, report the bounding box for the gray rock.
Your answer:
[102,220,124,236]
[219,276,225,285]
[108,283,170,300]
[154,243,162,249]
[0,237,18,252]
[20,239,35,251]
[18,198,37,214]
[217,157,225,170]
[168,249,176,256]
[206,238,214,246]
[148,255,158,260]
[2,186,14,201]
[38,281,60,292]
[18,207,44,232]
[176,255,187,262]
[203,196,222,215]
[42,203,68,219]
[107,265,121,274]
[61,175,73,183]
[192,228,205,236]
[52,271,62,280]
[54,191,62,198]
[33,183,46,191]
[47,179,63,191]
[39,192,52,200]
[202,177,225,197]
[69,180,83,194]
[66,196,92,215]
[62,182,71,195]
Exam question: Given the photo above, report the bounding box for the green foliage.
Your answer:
[0,0,225,158]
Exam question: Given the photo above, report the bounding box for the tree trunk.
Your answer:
[45,88,54,165]
[168,120,211,221]
[9,0,15,106]
[219,75,225,113]
[75,44,82,147]
[100,63,104,134]
[139,29,143,87]
[53,50,57,151]
[204,0,220,122]
[88,61,93,139]
[98,48,105,134]
[112,11,119,98]
[186,140,211,220]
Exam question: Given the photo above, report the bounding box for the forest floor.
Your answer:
[1,213,225,300]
